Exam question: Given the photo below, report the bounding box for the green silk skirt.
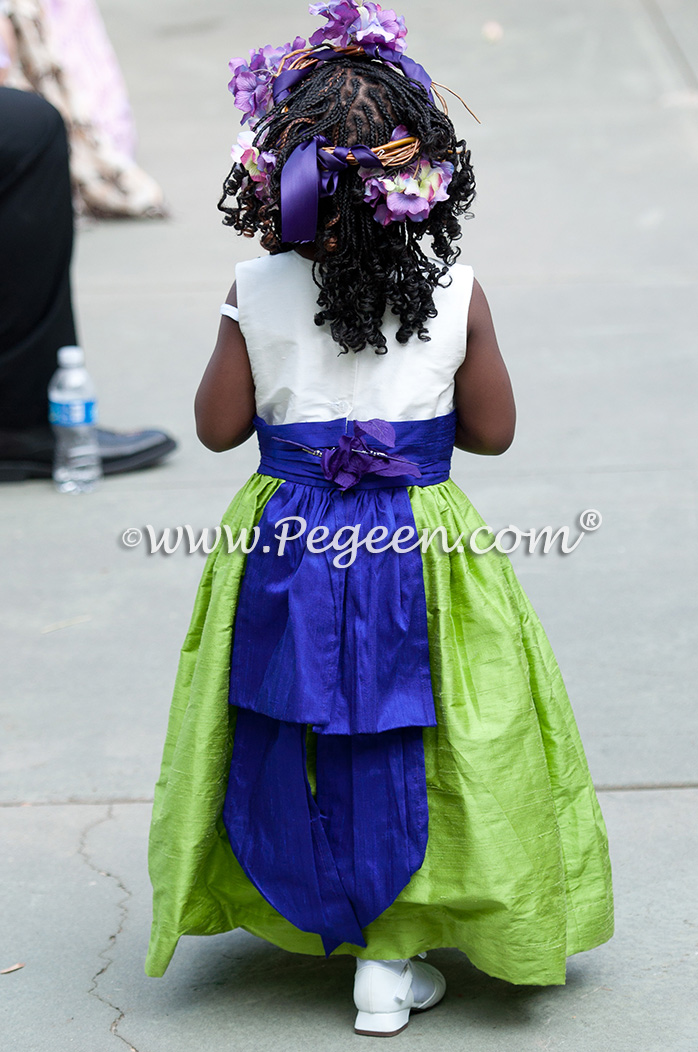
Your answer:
[146,474,614,983]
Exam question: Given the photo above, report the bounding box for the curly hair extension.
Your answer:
[219,56,476,353]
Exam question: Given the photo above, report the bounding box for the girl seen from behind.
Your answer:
[147,1,613,1037]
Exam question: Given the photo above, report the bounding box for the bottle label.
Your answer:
[49,400,98,427]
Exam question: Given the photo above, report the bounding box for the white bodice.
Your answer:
[235,252,474,425]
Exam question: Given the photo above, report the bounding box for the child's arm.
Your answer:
[194,282,256,451]
[454,279,516,455]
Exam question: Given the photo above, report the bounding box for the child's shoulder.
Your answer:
[234,253,318,334]
[236,251,308,278]
[432,260,475,307]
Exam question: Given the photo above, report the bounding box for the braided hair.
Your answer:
[218,56,476,353]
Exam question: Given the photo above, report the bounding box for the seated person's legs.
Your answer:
[0,87,177,479]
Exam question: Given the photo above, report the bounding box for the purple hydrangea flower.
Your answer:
[230,130,277,201]
[354,3,407,50]
[309,1,358,47]
[309,1,407,53]
[228,36,306,125]
[228,59,273,126]
[359,154,454,225]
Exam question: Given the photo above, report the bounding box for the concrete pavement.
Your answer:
[2,0,697,1048]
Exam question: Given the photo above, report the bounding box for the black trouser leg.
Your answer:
[0,87,77,428]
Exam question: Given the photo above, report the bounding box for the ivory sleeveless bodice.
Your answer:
[235,252,474,425]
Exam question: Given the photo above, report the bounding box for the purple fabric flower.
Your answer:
[320,419,421,491]
[228,36,306,125]
[309,1,408,53]
[272,418,421,491]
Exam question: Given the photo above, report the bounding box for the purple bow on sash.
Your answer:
[280,136,381,243]
[273,418,422,491]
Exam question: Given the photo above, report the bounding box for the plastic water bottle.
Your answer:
[48,346,103,493]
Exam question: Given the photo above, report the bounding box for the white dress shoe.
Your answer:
[353,957,446,1037]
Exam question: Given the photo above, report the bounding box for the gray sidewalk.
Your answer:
[2,1,697,1049]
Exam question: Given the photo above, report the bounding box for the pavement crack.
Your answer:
[78,805,140,1052]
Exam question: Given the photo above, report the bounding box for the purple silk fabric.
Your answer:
[360,43,434,102]
[280,136,381,244]
[229,477,434,733]
[272,45,435,106]
[256,412,455,489]
[273,48,340,103]
[230,414,455,732]
[315,727,429,931]
[223,711,428,955]
[223,414,454,951]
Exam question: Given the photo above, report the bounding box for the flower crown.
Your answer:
[227,1,476,242]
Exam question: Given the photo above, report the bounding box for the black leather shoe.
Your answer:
[0,426,177,481]
[94,428,178,475]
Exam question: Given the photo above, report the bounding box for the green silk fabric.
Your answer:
[146,475,613,983]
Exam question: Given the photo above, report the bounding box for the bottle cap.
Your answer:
[57,345,85,368]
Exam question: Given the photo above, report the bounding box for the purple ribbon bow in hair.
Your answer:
[280,135,382,243]
[273,418,422,491]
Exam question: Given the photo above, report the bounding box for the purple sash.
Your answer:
[223,413,455,952]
